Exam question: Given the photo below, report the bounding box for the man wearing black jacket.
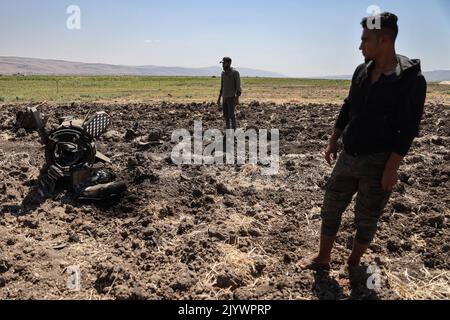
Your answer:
[299,12,427,272]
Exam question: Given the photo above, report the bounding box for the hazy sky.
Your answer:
[1,0,449,77]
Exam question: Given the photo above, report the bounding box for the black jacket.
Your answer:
[336,55,427,156]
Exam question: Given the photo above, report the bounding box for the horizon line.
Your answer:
[1,55,449,79]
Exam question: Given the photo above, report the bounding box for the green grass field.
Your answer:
[0,76,350,104]
[0,75,447,105]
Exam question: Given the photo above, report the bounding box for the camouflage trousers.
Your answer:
[321,150,392,244]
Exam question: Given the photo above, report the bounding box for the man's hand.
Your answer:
[381,153,404,192]
[217,98,222,110]
[235,96,240,105]
[325,141,339,167]
[325,129,343,167]
[382,167,398,192]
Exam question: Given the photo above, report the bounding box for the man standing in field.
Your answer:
[298,12,427,272]
[217,57,242,130]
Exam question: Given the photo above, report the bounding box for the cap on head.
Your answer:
[220,57,232,64]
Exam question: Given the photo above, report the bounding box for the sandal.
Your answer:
[296,258,331,271]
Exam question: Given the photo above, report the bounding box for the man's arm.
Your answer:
[325,97,351,166]
[334,64,363,133]
[235,71,242,97]
[381,153,404,192]
[335,97,351,132]
[392,75,427,157]
[217,74,223,106]
[235,71,242,104]
[325,128,343,166]
[382,75,427,191]
[325,81,355,166]
[325,65,364,166]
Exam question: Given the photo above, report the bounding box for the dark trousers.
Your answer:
[321,151,392,244]
[223,97,237,130]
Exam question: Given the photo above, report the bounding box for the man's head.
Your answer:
[220,57,232,71]
[359,12,398,61]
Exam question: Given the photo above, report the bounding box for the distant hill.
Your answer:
[0,56,284,78]
[423,70,450,82]
[1,56,448,81]
[321,70,450,82]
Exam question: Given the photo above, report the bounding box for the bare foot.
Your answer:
[296,254,331,271]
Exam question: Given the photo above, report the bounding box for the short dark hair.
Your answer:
[361,12,399,41]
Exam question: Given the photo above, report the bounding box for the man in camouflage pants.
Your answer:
[298,12,426,272]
